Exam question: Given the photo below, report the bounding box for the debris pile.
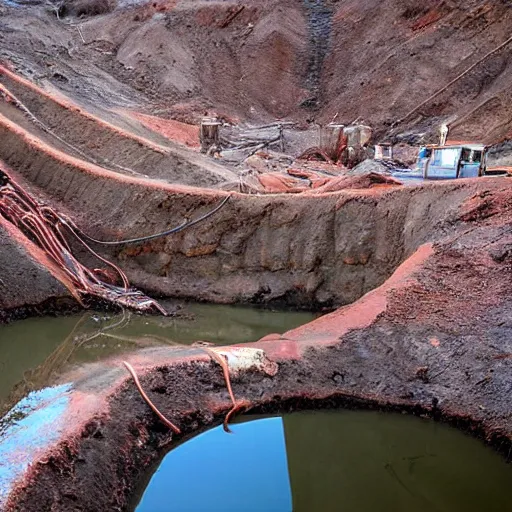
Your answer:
[349,158,410,176]
[218,122,288,162]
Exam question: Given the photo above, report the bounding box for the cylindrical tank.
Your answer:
[319,124,345,160]
[200,117,221,153]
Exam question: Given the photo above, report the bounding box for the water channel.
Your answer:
[0,303,316,415]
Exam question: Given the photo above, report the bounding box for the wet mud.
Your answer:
[6,326,512,511]
[0,12,512,510]
[3,204,512,509]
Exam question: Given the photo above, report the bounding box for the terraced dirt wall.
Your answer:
[1,110,505,309]
[0,215,75,321]
[0,66,235,186]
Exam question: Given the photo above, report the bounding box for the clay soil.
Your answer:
[1,0,512,510]
[1,0,512,147]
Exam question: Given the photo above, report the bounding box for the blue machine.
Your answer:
[416,144,487,179]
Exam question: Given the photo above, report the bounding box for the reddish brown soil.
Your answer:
[1,78,511,314]
[308,172,403,193]
[124,110,200,149]
[5,226,512,510]
[0,4,512,509]
[0,65,236,186]
[1,0,512,148]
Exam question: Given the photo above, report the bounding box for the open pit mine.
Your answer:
[0,0,511,510]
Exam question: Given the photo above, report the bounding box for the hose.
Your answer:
[63,195,230,246]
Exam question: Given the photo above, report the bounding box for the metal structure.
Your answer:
[416,144,487,179]
[200,117,222,154]
[374,143,393,161]
[315,123,373,167]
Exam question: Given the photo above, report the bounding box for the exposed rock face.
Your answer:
[113,182,479,308]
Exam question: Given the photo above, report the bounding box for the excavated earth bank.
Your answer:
[0,109,506,311]
[0,3,512,507]
[0,66,508,312]
[1,81,511,507]
[2,0,512,143]
[3,214,512,510]
[0,216,76,322]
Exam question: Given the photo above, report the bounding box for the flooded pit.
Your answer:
[134,410,511,512]
[0,303,316,415]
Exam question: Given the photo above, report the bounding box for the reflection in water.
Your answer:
[137,418,292,512]
[0,304,315,415]
[135,411,511,512]
[3,311,142,414]
[282,411,511,511]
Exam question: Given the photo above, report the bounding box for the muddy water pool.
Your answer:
[0,303,316,415]
[134,410,511,512]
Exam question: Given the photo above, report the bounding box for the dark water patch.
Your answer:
[134,410,511,512]
[0,303,315,415]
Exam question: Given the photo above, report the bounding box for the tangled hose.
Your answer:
[0,167,229,315]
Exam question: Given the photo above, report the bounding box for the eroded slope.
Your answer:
[1,0,511,146]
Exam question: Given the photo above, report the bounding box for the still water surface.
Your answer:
[135,410,511,512]
[0,303,315,414]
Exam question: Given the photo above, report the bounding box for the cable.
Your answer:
[63,195,230,246]
[394,34,512,128]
